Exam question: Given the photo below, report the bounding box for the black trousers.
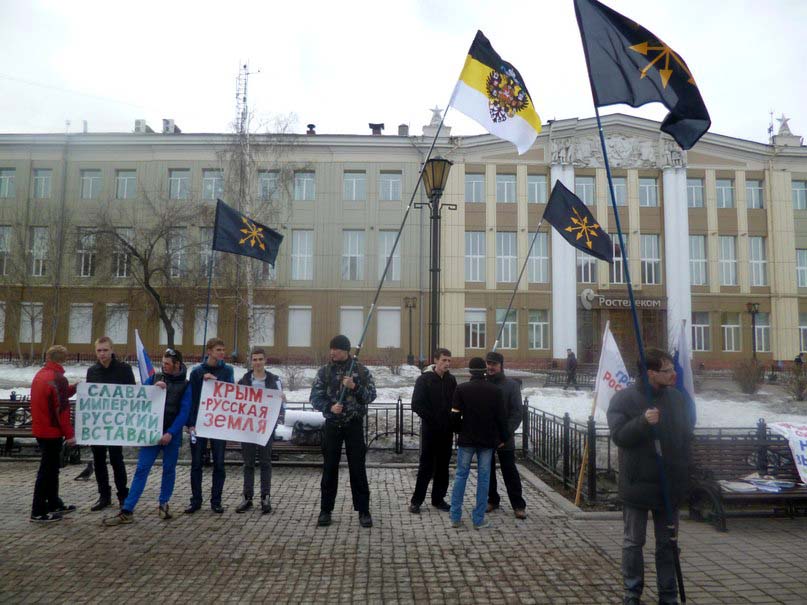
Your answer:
[91,445,128,501]
[31,438,64,516]
[488,448,526,510]
[411,424,453,506]
[320,418,370,514]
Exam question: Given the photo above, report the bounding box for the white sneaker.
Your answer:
[473,520,492,530]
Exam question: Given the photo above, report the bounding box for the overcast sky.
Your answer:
[1,0,805,145]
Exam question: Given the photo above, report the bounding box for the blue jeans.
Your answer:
[122,433,182,512]
[450,446,493,526]
[190,437,226,507]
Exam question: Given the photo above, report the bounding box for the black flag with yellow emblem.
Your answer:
[212,199,283,266]
[543,182,612,263]
[574,0,710,149]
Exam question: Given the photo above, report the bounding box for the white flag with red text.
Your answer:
[594,322,631,412]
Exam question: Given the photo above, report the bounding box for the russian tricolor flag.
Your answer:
[672,320,697,427]
[135,329,155,384]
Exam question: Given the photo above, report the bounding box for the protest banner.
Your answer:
[594,322,631,412]
[76,383,166,446]
[195,380,283,446]
[769,422,807,483]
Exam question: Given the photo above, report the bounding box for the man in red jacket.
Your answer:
[30,345,78,523]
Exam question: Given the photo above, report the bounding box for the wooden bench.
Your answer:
[224,438,321,461]
[543,370,596,390]
[0,399,33,455]
[688,434,807,531]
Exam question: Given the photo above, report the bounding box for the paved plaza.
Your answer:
[0,459,805,604]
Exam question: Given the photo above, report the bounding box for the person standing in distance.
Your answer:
[564,348,578,390]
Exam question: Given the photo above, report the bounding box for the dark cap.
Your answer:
[329,334,351,352]
[485,351,504,365]
[469,357,486,371]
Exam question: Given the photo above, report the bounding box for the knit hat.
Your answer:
[485,351,504,365]
[469,357,486,373]
[329,334,351,352]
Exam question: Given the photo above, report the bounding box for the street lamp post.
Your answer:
[404,297,417,366]
[746,302,760,360]
[416,157,454,362]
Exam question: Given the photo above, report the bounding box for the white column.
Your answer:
[663,166,692,346]
[551,163,577,357]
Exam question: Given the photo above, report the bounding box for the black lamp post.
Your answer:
[404,297,417,366]
[416,157,454,362]
[746,302,760,360]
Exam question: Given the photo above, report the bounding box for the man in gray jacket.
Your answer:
[484,351,526,519]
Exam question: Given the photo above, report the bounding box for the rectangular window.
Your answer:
[115,170,136,199]
[755,312,770,353]
[527,174,547,204]
[749,236,767,286]
[166,228,187,278]
[465,173,484,203]
[0,168,15,198]
[721,312,741,352]
[528,310,549,350]
[496,232,517,282]
[746,179,764,209]
[797,249,807,288]
[465,231,485,282]
[258,170,279,201]
[692,312,710,352]
[343,171,366,201]
[639,177,658,207]
[29,226,48,277]
[288,306,312,347]
[464,308,486,349]
[80,169,102,199]
[199,227,216,278]
[689,235,708,286]
[0,225,10,276]
[76,229,96,278]
[339,307,363,344]
[202,169,224,200]
[641,234,661,285]
[610,235,628,284]
[577,249,597,283]
[251,305,275,347]
[575,176,595,205]
[68,304,93,344]
[687,178,704,208]
[378,230,400,281]
[33,169,52,199]
[113,228,133,279]
[291,230,313,280]
[341,230,364,281]
[611,176,627,206]
[793,181,807,210]
[194,306,219,346]
[379,172,402,201]
[377,307,401,348]
[800,313,807,353]
[716,179,734,208]
[105,304,129,345]
[19,302,43,343]
[293,171,315,201]
[495,308,518,349]
[719,236,737,286]
[496,174,516,203]
[168,169,190,200]
[159,306,184,345]
[527,232,549,283]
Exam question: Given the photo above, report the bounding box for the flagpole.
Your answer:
[200,247,216,361]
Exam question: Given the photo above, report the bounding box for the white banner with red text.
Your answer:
[195,380,283,446]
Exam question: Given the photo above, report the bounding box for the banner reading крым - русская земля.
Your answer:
[75,383,166,446]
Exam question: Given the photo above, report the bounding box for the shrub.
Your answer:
[282,363,305,392]
[732,359,765,394]
[377,347,402,376]
[785,366,807,401]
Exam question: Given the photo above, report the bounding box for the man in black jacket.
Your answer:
[607,348,692,605]
[86,336,134,511]
[485,351,527,519]
[409,348,457,514]
[564,349,578,390]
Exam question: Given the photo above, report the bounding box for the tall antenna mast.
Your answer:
[234,63,260,136]
[768,109,775,143]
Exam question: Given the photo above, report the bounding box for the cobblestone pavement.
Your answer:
[1,460,805,604]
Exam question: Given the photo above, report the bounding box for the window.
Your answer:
[611,235,628,284]
[465,231,485,282]
[496,174,516,203]
[159,306,183,345]
[194,306,219,346]
[495,308,518,349]
[577,249,597,283]
[80,169,102,199]
[33,169,52,199]
[377,307,401,348]
[76,229,96,278]
[793,181,807,210]
[716,179,734,208]
[719,236,737,286]
[639,178,658,207]
[746,179,764,209]
[0,168,15,198]
[168,169,190,200]
[294,171,315,201]
[378,230,400,281]
[341,230,365,280]
[755,312,770,353]
[291,230,313,280]
[691,312,710,352]
[0,225,10,276]
[105,304,128,344]
[749,236,767,286]
[528,310,549,349]
[465,173,484,203]
[202,169,224,200]
[258,171,280,201]
[464,309,486,349]
[19,302,43,343]
[687,178,704,208]
[340,307,363,344]
[251,305,275,346]
[611,176,627,206]
[379,172,402,201]
[199,227,216,278]
[496,232,517,282]
[116,170,136,199]
[528,232,549,283]
[640,235,661,285]
[113,228,133,279]
[166,228,187,278]
[689,235,707,286]
[29,226,48,277]
[800,313,807,353]
[721,312,741,352]
[798,250,807,288]
[527,175,547,203]
[288,306,312,347]
[343,171,366,201]
[575,176,595,205]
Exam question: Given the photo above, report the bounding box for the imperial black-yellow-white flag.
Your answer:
[450,31,542,154]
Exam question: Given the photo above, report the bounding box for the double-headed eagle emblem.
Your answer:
[485,66,530,123]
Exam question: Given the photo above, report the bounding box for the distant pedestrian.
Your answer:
[564,348,578,390]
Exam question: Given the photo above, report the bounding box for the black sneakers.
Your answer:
[317,511,332,527]
[235,499,253,514]
[432,501,451,512]
[359,511,373,528]
[50,504,77,515]
[90,497,111,512]
[184,504,201,514]
[408,503,421,514]
[30,513,62,523]
[261,497,272,515]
